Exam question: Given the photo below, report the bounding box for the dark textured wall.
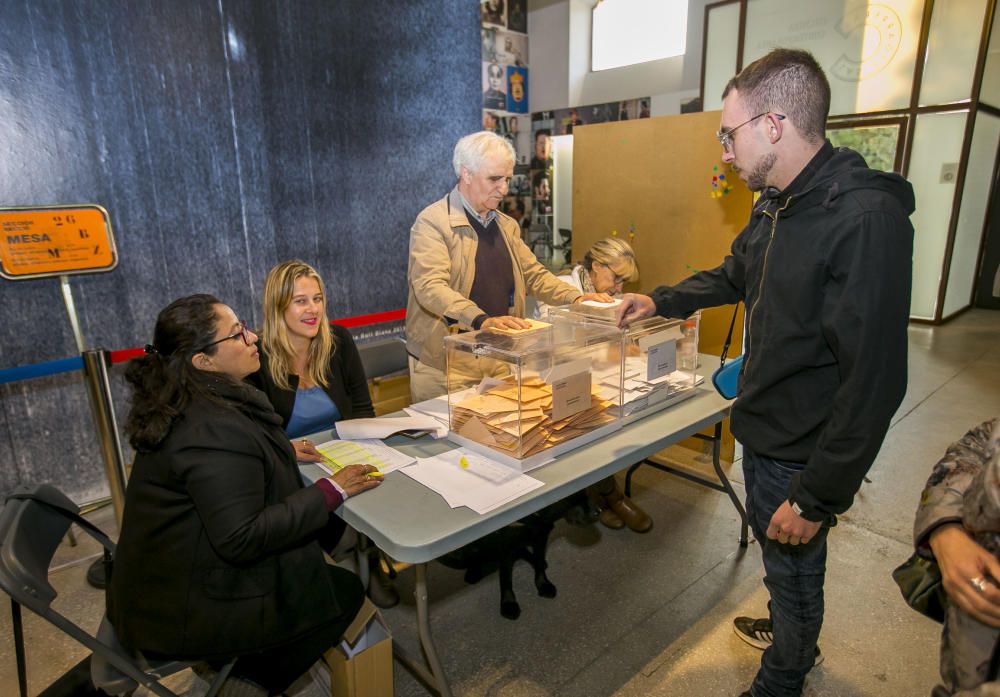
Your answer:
[0,0,480,501]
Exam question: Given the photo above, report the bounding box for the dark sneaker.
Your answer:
[813,646,824,665]
[733,616,773,650]
[733,616,824,666]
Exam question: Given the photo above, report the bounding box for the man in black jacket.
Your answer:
[617,49,914,697]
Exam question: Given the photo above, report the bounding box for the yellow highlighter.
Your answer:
[459,456,470,469]
[368,470,384,478]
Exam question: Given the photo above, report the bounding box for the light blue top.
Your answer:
[286,387,341,439]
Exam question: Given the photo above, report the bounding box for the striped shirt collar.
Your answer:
[457,188,498,227]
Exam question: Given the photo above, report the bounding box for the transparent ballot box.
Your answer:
[545,305,701,422]
[444,319,623,470]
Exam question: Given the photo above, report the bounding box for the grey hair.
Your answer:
[453,131,516,178]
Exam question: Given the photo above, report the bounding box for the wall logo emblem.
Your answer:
[831,4,902,82]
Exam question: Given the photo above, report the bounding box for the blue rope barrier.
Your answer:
[0,356,85,385]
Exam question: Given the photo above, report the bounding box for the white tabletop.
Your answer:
[302,357,732,564]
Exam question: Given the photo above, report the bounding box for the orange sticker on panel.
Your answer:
[0,206,117,279]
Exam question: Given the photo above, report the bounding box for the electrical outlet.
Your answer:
[940,162,959,184]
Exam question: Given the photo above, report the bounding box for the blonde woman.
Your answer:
[251,260,374,442]
[535,237,639,317]
[249,260,398,607]
[536,238,652,533]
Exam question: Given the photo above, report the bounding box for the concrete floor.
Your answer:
[2,309,998,697]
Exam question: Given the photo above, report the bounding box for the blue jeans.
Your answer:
[744,449,830,697]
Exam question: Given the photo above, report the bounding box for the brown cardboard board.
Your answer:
[572,111,750,461]
[322,597,393,697]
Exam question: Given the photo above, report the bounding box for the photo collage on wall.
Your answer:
[481,0,532,237]
[529,98,651,237]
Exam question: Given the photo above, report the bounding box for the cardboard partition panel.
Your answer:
[571,111,751,462]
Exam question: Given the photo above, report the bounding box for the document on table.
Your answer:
[335,415,448,440]
[314,438,416,475]
[401,448,544,514]
[404,395,450,427]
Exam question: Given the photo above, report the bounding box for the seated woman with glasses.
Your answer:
[534,237,653,533]
[108,294,382,697]
[247,260,398,607]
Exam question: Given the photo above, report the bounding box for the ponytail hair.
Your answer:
[125,294,223,451]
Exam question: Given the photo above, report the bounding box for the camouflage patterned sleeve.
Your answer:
[913,417,1000,550]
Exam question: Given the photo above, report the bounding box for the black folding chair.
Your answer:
[0,483,234,697]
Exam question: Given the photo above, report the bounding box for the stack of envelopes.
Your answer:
[450,375,615,459]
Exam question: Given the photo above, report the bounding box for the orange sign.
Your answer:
[0,205,118,280]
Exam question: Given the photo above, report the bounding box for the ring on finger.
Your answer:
[971,576,990,593]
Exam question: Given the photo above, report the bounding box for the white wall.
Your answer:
[528,0,571,112]
[528,0,714,115]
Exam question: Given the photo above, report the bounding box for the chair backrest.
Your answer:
[0,484,209,697]
[0,484,88,608]
[357,337,408,379]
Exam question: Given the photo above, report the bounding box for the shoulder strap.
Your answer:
[719,303,741,367]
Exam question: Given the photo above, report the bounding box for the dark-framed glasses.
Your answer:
[601,262,628,286]
[716,112,785,153]
[194,320,251,353]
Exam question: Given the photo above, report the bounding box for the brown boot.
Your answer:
[588,485,623,529]
[605,486,653,533]
[599,504,625,530]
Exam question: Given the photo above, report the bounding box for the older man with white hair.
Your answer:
[405,131,610,401]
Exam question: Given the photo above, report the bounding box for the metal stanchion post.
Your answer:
[81,349,128,589]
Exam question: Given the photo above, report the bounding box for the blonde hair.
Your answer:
[583,237,639,283]
[262,260,336,391]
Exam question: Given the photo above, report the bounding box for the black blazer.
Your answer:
[108,380,348,659]
[249,324,375,428]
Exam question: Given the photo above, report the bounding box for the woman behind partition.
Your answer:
[109,294,381,697]
[536,238,653,533]
[249,259,398,607]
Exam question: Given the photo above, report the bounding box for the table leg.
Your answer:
[709,422,749,547]
[622,421,748,547]
[393,563,453,697]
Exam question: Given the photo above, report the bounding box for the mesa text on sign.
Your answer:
[0,206,117,279]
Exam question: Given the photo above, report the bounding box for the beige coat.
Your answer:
[406,188,582,371]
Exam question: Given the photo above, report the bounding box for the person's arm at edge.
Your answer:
[918,419,1000,626]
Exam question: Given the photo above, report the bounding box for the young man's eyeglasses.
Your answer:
[194,320,251,353]
[716,112,785,153]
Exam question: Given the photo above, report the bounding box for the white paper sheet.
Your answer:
[401,448,544,514]
[335,415,448,440]
[404,396,450,426]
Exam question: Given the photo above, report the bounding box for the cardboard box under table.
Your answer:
[545,305,701,423]
[443,318,623,470]
[313,597,393,697]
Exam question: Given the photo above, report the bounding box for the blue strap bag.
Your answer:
[710,304,742,400]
